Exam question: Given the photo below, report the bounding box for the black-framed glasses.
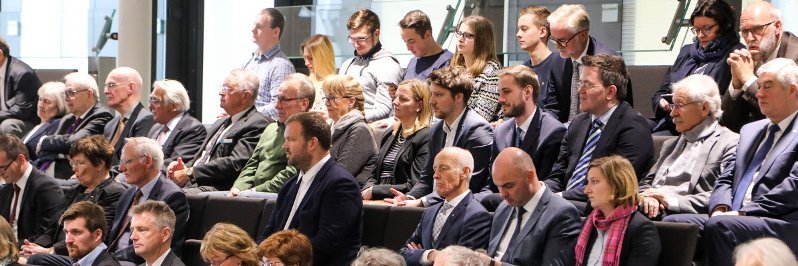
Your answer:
[148,96,165,106]
[205,255,231,266]
[690,24,718,35]
[64,88,90,98]
[104,82,131,89]
[740,21,776,36]
[322,96,352,102]
[550,29,588,47]
[348,34,373,44]
[0,160,14,175]
[669,101,700,110]
[119,155,148,166]
[455,31,476,40]
[276,96,303,104]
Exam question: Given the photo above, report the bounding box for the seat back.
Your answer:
[256,199,278,239]
[185,194,208,240]
[382,206,425,250]
[361,204,391,248]
[652,135,677,159]
[653,221,700,266]
[627,65,671,118]
[201,196,268,238]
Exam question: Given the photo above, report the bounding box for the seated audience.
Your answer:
[399,10,453,81]
[300,34,335,112]
[167,69,269,193]
[0,216,20,266]
[652,0,743,135]
[544,54,653,212]
[352,247,406,266]
[517,6,556,103]
[640,74,738,218]
[435,245,486,266]
[147,79,206,174]
[322,74,377,185]
[576,155,661,266]
[200,223,260,266]
[734,238,798,266]
[362,79,431,200]
[259,229,312,266]
[0,37,42,138]
[399,148,490,266]
[481,148,581,266]
[23,82,67,163]
[130,201,185,266]
[665,58,798,265]
[450,15,501,122]
[102,67,155,166]
[42,201,121,266]
[257,112,362,265]
[339,9,403,122]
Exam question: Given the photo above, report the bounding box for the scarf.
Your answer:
[574,204,638,266]
[672,33,740,83]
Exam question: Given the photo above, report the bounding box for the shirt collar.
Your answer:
[14,162,32,190]
[574,37,591,64]
[591,103,618,125]
[354,42,383,59]
[683,117,718,142]
[149,248,172,266]
[229,108,248,125]
[76,243,107,266]
[773,109,798,132]
[514,108,537,134]
[119,104,137,120]
[522,182,547,212]
[164,113,184,132]
[138,173,160,200]
[298,154,332,185]
[75,105,93,120]
[443,108,467,135]
[253,45,283,62]
[444,190,470,208]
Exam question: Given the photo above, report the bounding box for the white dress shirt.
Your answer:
[495,182,547,259]
[284,154,332,229]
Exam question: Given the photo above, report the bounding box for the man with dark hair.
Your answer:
[544,54,653,212]
[517,6,557,105]
[0,37,42,138]
[399,10,452,81]
[62,201,119,265]
[258,112,362,265]
[244,8,295,121]
[130,200,184,266]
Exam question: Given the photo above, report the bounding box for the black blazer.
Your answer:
[137,250,185,266]
[147,114,207,173]
[491,108,565,179]
[0,167,64,247]
[543,36,634,122]
[0,56,41,123]
[24,118,61,162]
[92,249,122,266]
[579,211,661,266]
[187,106,270,191]
[107,175,189,264]
[545,102,654,205]
[259,158,363,266]
[103,103,156,165]
[365,126,430,200]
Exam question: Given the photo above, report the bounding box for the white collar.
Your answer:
[590,103,619,125]
[443,108,467,135]
[148,248,172,266]
[443,190,470,208]
[14,162,32,190]
[521,182,547,212]
[298,154,332,185]
[514,108,537,134]
[163,113,184,132]
[574,37,591,64]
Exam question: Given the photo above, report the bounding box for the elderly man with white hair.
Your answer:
[103,67,155,166]
[146,79,207,173]
[639,74,739,219]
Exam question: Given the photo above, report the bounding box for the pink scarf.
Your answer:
[574,204,637,266]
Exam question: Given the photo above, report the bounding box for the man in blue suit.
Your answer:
[666,58,798,266]
[258,112,362,266]
[544,4,633,122]
[399,147,490,266]
[479,148,581,266]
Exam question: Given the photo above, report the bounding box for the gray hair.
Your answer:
[734,237,797,266]
[38,81,68,118]
[439,147,474,181]
[64,72,99,100]
[282,73,316,111]
[152,79,191,112]
[123,137,164,170]
[438,246,487,266]
[672,74,723,118]
[548,4,589,33]
[130,200,176,233]
[351,247,406,266]
[757,58,798,93]
[228,69,260,100]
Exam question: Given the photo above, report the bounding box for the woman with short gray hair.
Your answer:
[24,82,67,163]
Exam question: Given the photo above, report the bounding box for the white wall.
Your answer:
[19,0,90,71]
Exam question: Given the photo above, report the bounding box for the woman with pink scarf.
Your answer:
[575,155,661,266]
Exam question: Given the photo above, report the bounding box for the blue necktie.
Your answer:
[514,125,522,147]
[733,124,780,210]
[567,119,604,190]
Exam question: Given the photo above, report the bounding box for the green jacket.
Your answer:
[233,122,296,192]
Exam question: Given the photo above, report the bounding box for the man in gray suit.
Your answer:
[479,147,581,266]
[147,79,206,173]
[131,200,185,266]
[639,74,738,218]
[103,67,155,166]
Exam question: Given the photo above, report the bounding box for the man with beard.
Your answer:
[62,201,120,266]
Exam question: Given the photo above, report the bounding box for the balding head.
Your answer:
[433,147,474,201]
[105,67,143,113]
[740,1,782,61]
[492,148,539,207]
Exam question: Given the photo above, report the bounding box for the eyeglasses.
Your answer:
[68,160,88,168]
[669,101,700,110]
[205,255,231,266]
[119,155,147,166]
[0,160,14,175]
[105,82,131,89]
[576,81,606,90]
[690,24,717,36]
[455,31,476,40]
[148,96,165,106]
[262,258,284,266]
[740,21,776,36]
[550,29,588,47]
[220,84,237,94]
[348,34,373,44]
[276,96,303,104]
[322,96,352,103]
[64,88,90,98]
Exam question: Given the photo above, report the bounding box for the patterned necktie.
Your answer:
[514,125,523,147]
[567,119,604,190]
[111,189,143,249]
[733,124,780,210]
[568,61,581,121]
[196,118,231,167]
[432,203,453,242]
[507,207,527,245]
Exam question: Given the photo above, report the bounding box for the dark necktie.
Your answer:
[567,119,604,190]
[196,118,231,167]
[507,207,527,246]
[568,62,581,121]
[111,189,143,249]
[9,184,20,225]
[65,117,83,134]
[514,125,523,147]
[733,124,780,210]
[157,125,170,146]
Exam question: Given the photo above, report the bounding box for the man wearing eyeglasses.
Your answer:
[339,8,403,122]
[146,80,207,174]
[36,72,114,181]
[721,1,798,132]
[244,8,295,122]
[0,37,42,139]
[543,4,633,123]
[102,67,155,167]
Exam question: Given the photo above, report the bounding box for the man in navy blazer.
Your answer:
[665,59,798,266]
[102,67,156,166]
[399,148,491,266]
[544,54,653,213]
[146,80,207,174]
[544,4,633,122]
[479,148,581,266]
[258,112,362,266]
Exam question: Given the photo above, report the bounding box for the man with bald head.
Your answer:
[721,1,798,132]
[481,147,581,266]
[103,67,155,166]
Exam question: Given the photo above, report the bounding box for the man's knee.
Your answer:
[0,118,32,138]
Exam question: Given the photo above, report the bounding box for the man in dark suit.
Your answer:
[146,79,206,173]
[399,147,490,266]
[37,72,114,181]
[258,112,362,265]
[544,4,633,122]
[130,201,185,266]
[0,38,42,138]
[389,66,493,207]
[168,69,269,193]
[478,148,581,266]
[544,54,654,212]
[62,201,120,266]
[666,58,798,266]
[102,67,155,166]
[0,134,63,247]
[721,1,798,132]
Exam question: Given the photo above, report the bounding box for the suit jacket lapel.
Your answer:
[690,131,720,191]
[289,159,334,228]
[506,189,551,258]
[278,174,302,230]
[521,108,542,152]
[758,116,798,180]
[435,193,472,248]
[595,103,626,152]
[488,206,512,255]
[0,185,10,218]
[161,115,190,153]
[453,109,472,147]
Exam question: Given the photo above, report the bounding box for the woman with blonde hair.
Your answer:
[450,15,502,122]
[576,155,660,266]
[362,79,431,200]
[200,223,260,266]
[301,34,336,112]
[0,216,20,266]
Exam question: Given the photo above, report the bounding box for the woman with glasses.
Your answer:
[201,223,260,266]
[652,0,744,135]
[362,79,431,200]
[23,135,125,260]
[301,34,336,113]
[258,229,312,266]
[450,15,502,122]
[23,82,67,166]
[322,75,377,186]
[339,9,403,122]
